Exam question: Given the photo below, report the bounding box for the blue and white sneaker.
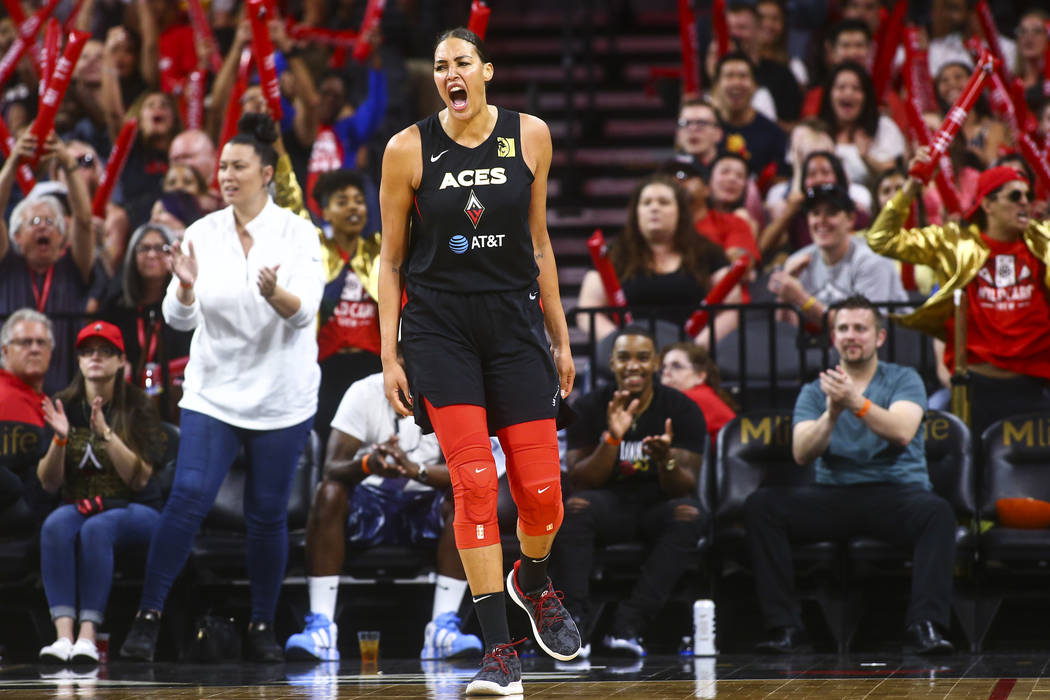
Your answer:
[285,613,340,661]
[420,612,483,659]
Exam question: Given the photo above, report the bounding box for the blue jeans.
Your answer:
[41,503,161,624]
[139,410,314,622]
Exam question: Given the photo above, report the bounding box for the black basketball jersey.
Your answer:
[406,107,538,293]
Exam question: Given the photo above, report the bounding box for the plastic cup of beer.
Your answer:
[357,630,380,665]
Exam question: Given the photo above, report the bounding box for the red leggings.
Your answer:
[425,400,563,549]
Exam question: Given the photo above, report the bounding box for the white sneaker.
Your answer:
[71,638,99,665]
[39,637,75,663]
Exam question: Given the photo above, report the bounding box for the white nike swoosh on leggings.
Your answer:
[537,486,551,494]
[475,467,488,473]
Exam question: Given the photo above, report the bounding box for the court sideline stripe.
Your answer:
[988,678,1016,700]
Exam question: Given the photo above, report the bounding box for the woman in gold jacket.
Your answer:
[866,150,1050,437]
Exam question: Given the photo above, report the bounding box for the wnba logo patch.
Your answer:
[449,235,469,254]
[497,137,515,157]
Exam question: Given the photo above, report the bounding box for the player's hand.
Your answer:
[552,343,575,399]
[383,360,413,417]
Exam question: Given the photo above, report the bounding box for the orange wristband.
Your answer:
[603,431,621,447]
[361,454,372,475]
[53,435,68,446]
[853,398,872,418]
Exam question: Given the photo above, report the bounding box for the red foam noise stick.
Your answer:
[92,118,137,218]
[712,0,729,58]
[352,0,386,64]
[909,51,994,182]
[1044,20,1050,98]
[1018,132,1050,194]
[186,0,224,74]
[974,1,1011,82]
[286,23,359,49]
[39,18,60,98]
[246,0,283,121]
[215,47,253,186]
[585,229,632,326]
[0,118,38,195]
[871,0,908,103]
[902,26,938,114]
[467,1,492,41]
[684,254,750,338]
[184,70,206,130]
[678,0,700,96]
[0,0,62,89]
[28,30,89,168]
[1,0,26,23]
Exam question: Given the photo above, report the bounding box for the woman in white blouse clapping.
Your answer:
[119,113,324,663]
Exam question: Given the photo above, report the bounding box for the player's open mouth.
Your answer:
[449,87,468,110]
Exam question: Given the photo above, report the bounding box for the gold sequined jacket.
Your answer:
[272,154,381,302]
[865,190,1050,339]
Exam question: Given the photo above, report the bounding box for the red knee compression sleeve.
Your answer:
[425,400,500,548]
[496,419,563,537]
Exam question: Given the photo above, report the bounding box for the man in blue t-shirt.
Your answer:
[745,295,956,655]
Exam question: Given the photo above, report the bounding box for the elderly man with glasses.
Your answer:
[0,130,98,393]
[0,309,58,527]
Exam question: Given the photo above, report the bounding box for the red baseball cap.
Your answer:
[965,165,1027,221]
[76,321,125,354]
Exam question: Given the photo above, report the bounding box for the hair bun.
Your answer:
[236,112,279,145]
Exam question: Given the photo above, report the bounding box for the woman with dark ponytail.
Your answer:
[119,113,324,663]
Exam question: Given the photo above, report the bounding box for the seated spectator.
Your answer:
[285,366,483,662]
[311,170,382,446]
[666,154,759,263]
[674,99,723,167]
[0,131,96,394]
[576,174,733,345]
[726,1,802,125]
[163,164,209,199]
[710,52,789,179]
[708,152,763,237]
[818,62,905,189]
[168,129,220,213]
[148,190,205,240]
[1017,10,1050,108]
[933,61,1009,169]
[745,295,955,655]
[761,148,872,258]
[36,321,164,665]
[802,19,872,118]
[0,310,57,523]
[926,0,1015,78]
[768,184,907,327]
[868,156,1050,438]
[557,327,707,657]
[659,341,737,443]
[99,223,192,421]
[756,0,808,89]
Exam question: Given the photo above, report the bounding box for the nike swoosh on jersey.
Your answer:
[430,150,449,162]
[537,485,552,494]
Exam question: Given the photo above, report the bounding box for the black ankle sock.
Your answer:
[472,592,510,648]
[516,552,550,594]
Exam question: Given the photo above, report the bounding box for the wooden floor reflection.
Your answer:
[0,654,1047,699]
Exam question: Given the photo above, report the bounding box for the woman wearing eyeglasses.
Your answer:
[659,342,737,444]
[36,321,164,665]
[868,151,1050,438]
[99,223,192,420]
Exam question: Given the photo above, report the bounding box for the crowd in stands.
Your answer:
[0,0,1049,667]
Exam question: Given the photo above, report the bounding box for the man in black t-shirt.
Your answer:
[554,328,707,658]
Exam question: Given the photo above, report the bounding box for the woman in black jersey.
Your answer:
[379,27,580,696]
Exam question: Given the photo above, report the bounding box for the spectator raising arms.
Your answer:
[0,131,97,394]
[36,321,164,666]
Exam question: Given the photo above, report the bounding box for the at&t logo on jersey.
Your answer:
[464,189,485,228]
[449,235,469,254]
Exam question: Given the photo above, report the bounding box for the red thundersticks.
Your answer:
[684,254,750,338]
[93,119,138,218]
[909,51,995,183]
[247,0,283,121]
[468,1,492,40]
[678,0,700,96]
[586,230,632,326]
